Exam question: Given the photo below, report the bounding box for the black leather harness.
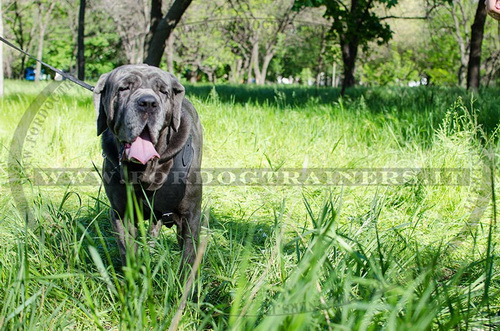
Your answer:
[102,130,194,227]
[158,134,194,225]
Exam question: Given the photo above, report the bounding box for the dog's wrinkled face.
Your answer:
[94,65,185,164]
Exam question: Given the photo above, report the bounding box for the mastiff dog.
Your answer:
[93,64,202,268]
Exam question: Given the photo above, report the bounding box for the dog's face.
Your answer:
[94,65,185,164]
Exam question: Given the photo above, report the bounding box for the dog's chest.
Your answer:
[140,135,194,221]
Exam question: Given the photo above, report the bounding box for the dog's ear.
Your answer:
[169,73,185,132]
[93,73,109,136]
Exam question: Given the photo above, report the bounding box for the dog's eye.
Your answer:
[118,86,130,92]
[159,89,169,96]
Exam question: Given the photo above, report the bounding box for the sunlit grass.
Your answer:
[0,80,498,329]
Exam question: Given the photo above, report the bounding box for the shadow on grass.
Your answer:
[74,203,276,275]
[74,206,276,326]
[186,84,500,133]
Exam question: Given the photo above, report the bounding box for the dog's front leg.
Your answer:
[110,210,138,265]
[148,218,163,249]
[176,210,201,271]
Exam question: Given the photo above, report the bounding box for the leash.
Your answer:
[0,35,95,92]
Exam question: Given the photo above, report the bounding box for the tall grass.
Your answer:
[0,81,498,330]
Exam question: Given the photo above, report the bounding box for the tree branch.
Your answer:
[380,15,429,20]
[144,0,192,67]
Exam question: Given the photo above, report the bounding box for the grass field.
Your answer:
[0,80,499,330]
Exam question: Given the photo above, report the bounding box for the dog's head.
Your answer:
[94,64,185,164]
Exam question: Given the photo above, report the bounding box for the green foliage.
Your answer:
[271,25,337,81]
[360,47,420,86]
[83,10,125,79]
[298,68,313,84]
[293,0,397,47]
[2,0,499,87]
[3,0,123,80]
[44,37,73,71]
[173,1,236,82]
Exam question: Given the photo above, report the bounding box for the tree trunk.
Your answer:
[77,0,86,80]
[144,0,192,67]
[316,72,322,87]
[242,56,250,83]
[205,69,213,83]
[247,42,257,84]
[145,0,162,52]
[251,41,262,84]
[34,2,54,82]
[166,32,174,73]
[257,52,274,85]
[187,66,197,83]
[450,0,469,87]
[252,42,274,85]
[332,62,337,87]
[340,36,358,95]
[316,27,327,87]
[230,58,243,83]
[467,0,487,90]
[13,1,27,78]
[34,25,45,82]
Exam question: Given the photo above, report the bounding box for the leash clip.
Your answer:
[162,212,174,222]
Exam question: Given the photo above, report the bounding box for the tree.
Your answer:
[82,3,125,78]
[466,0,487,90]
[4,0,85,79]
[420,0,472,86]
[144,0,192,66]
[224,0,298,85]
[5,0,37,78]
[93,0,192,67]
[273,20,338,86]
[173,0,234,82]
[447,0,472,86]
[404,0,495,87]
[98,0,151,64]
[294,0,398,94]
[144,0,163,58]
[360,47,421,86]
[33,1,56,82]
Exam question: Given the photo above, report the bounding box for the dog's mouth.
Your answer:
[122,128,160,165]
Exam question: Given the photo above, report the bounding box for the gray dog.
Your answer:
[93,64,202,268]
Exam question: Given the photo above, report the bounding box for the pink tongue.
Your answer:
[124,131,160,164]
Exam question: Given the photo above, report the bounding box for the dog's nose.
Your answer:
[137,95,158,112]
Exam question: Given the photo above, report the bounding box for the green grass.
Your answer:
[0,80,499,330]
